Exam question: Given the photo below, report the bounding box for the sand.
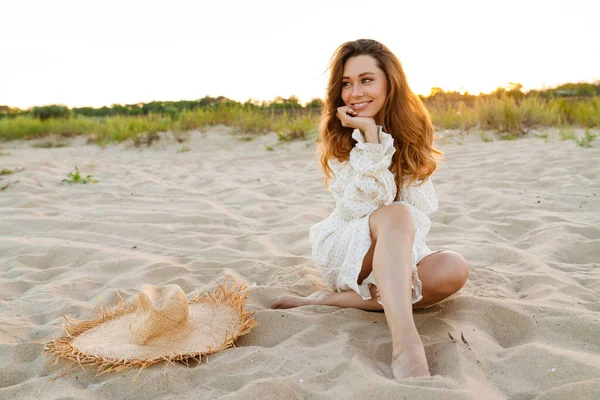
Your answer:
[0,126,599,399]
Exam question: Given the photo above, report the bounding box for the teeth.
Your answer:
[353,102,370,107]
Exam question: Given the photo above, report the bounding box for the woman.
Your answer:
[271,39,469,379]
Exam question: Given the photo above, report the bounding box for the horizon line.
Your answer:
[2,79,599,111]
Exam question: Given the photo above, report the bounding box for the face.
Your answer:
[341,54,388,118]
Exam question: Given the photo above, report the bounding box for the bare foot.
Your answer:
[391,343,431,379]
[270,290,331,309]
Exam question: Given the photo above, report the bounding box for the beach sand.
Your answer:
[0,126,599,399]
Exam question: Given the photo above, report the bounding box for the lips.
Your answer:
[350,101,371,110]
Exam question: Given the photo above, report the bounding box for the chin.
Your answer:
[356,110,375,118]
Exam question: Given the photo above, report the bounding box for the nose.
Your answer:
[351,85,364,98]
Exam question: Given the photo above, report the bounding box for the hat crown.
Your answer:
[46,280,256,374]
[129,284,189,345]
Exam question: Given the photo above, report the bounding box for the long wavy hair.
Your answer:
[318,39,442,190]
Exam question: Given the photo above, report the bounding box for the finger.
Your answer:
[336,111,350,126]
[338,106,356,120]
[337,115,349,127]
[338,105,356,116]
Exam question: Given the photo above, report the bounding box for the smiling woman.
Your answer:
[271,38,470,381]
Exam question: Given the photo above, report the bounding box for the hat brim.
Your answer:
[44,280,256,376]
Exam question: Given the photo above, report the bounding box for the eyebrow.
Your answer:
[342,72,376,79]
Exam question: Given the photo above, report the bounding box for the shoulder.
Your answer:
[402,175,435,190]
[327,156,349,174]
[416,167,431,181]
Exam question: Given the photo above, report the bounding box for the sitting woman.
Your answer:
[271,39,469,379]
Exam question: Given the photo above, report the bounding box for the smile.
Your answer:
[351,101,371,110]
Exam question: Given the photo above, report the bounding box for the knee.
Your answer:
[369,204,414,240]
[426,253,469,301]
[447,252,469,291]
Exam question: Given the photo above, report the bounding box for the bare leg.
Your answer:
[270,248,469,310]
[273,205,428,379]
[271,250,469,311]
[413,250,469,308]
[271,285,383,311]
[271,205,469,380]
[367,205,430,379]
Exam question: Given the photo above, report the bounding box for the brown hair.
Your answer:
[318,39,442,189]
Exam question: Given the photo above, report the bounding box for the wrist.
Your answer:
[363,124,379,143]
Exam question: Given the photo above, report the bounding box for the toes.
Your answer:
[270,297,282,309]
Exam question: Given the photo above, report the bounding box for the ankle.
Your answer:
[391,332,424,354]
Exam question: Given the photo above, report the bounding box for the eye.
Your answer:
[342,82,351,87]
[362,78,373,84]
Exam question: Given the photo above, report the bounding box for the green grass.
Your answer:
[0,167,24,175]
[0,115,102,141]
[275,114,319,141]
[500,133,518,141]
[559,126,576,141]
[426,95,595,136]
[1,96,598,145]
[480,133,493,142]
[62,166,97,184]
[575,129,597,148]
[0,107,319,144]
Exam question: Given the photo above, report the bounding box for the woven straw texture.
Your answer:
[43,279,256,376]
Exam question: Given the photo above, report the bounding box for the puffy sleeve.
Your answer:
[397,177,439,236]
[328,127,397,220]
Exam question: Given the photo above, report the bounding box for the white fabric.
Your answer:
[309,128,439,304]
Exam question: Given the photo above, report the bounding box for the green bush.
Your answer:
[275,114,319,141]
[31,104,71,120]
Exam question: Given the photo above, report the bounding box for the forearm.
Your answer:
[362,124,380,144]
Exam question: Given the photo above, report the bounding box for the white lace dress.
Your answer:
[309,128,439,304]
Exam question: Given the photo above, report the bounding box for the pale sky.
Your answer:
[1,0,599,109]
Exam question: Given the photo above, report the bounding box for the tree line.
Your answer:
[0,96,324,120]
[1,81,598,120]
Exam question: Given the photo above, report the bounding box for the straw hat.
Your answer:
[44,279,256,376]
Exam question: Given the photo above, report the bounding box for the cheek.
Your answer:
[371,88,387,113]
[373,91,387,110]
[341,90,351,105]
[366,87,382,103]
[373,83,386,101]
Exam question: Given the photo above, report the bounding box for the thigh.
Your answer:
[357,204,414,285]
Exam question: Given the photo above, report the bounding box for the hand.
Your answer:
[336,106,379,143]
[336,106,376,133]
